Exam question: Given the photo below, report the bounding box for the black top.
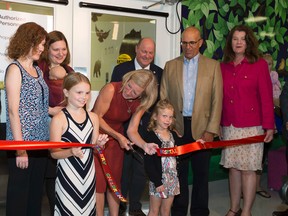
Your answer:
[143,130,180,187]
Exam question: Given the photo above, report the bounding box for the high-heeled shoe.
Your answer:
[225,208,242,216]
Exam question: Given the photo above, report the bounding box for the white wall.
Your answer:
[0,0,181,120]
[2,0,74,56]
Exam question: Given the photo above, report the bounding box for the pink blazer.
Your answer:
[221,58,274,129]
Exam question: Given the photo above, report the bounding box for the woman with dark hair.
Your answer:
[220,25,274,216]
[38,30,74,115]
[5,22,49,216]
[38,30,74,215]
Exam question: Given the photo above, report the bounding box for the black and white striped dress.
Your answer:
[54,108,96,216]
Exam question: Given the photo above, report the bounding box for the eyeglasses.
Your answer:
[180,39,202,47]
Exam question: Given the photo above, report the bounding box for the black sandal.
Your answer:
[226,208,242,216]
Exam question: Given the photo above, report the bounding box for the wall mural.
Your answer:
[181,0,287,181]
[181,0,288,81]
[95,25,111,43]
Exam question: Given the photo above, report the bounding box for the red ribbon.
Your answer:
[0,140,94,150]
[94,145,127,202]
[157,135,266,156]
[0,140,126,202]
[0,135,265,201]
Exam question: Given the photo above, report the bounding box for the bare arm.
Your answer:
[6,64,26,156]
[6,64,29,168]
[127,109,146,148]
[89,111,100,145]
[50,112,83,159]
[127,109,158,154]
[88,111,109,146]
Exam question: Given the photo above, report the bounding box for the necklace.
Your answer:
[125,99,133,113]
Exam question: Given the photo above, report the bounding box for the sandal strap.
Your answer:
[226,208,242,216]
[229,209,238,214]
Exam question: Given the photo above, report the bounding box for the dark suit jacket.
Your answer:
[111,59,163,129]
[160,55,223,140]
[111,59,162,84]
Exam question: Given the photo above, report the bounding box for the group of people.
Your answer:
[3,21,283,216]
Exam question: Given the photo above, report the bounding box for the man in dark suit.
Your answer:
[160,26,223,216]
[111,37,163,216]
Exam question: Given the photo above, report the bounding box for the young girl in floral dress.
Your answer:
[144,99,180,216]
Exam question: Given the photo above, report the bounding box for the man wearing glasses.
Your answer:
[160,26,223,216]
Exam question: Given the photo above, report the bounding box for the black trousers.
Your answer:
[171,117,211,216]
[45,156,57,216]
[120,149,146,211]
[6,151,47,216]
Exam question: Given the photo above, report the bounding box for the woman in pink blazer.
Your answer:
[220,25,274,216]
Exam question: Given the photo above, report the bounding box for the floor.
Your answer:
[0,173,287,216]
[109,174,288,216]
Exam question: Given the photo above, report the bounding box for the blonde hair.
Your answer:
[147,99,175,131]
[121,69,158,112]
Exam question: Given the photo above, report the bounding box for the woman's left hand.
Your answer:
[143,142,158,155]
[264,129,274,143]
